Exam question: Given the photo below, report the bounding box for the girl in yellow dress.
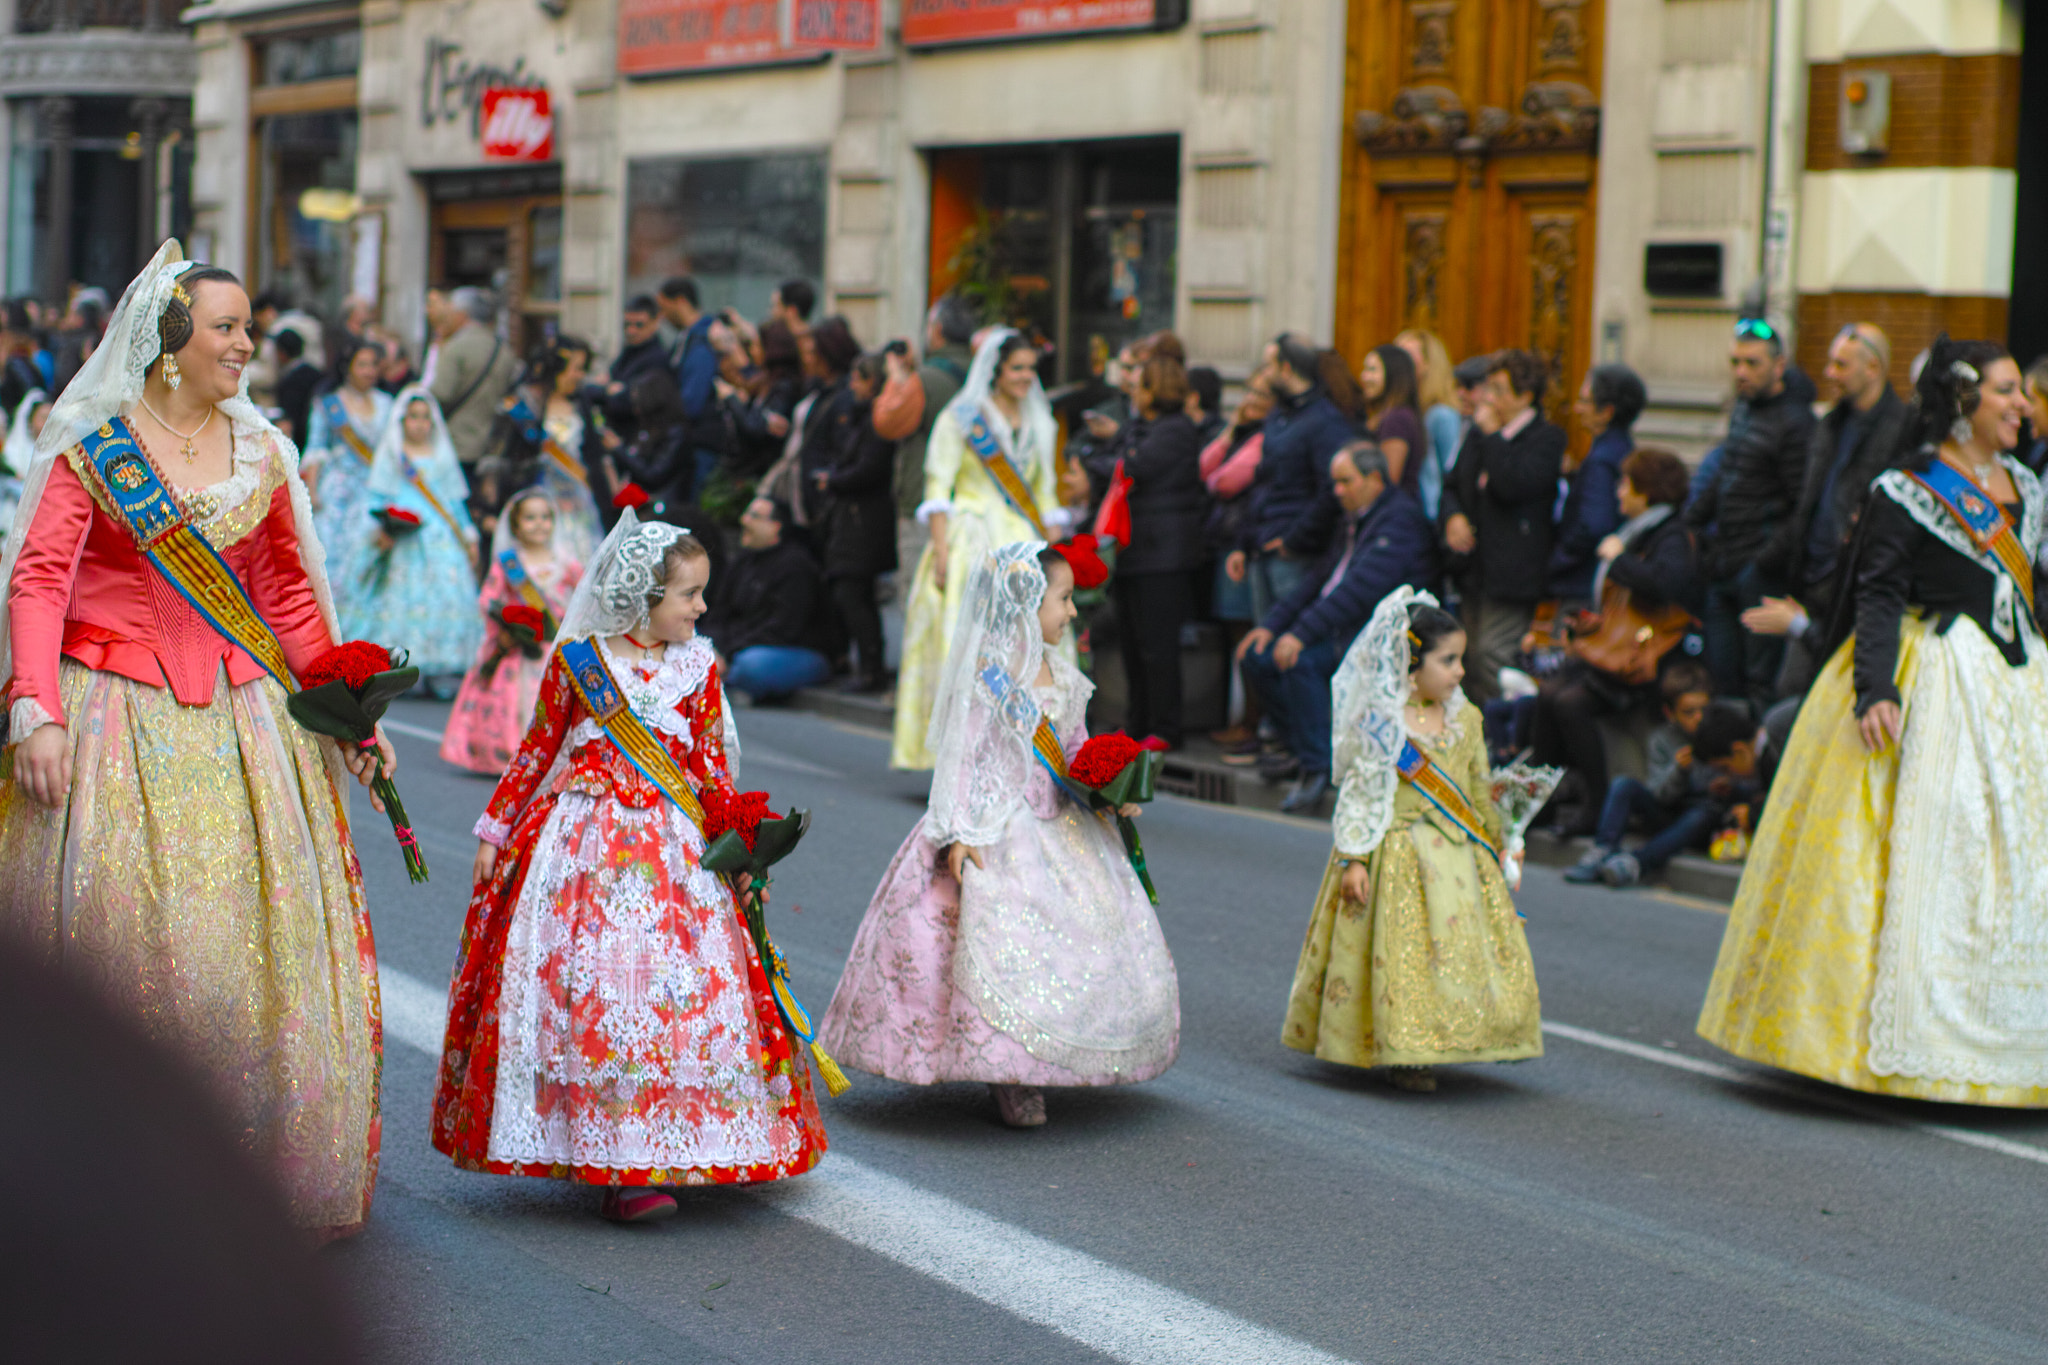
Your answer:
[1698,338,2048,1106]
[891,329,1067,769]
[1282,589,1542,1091]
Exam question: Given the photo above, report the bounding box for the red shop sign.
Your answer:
[619,0,878,77]
[903,0,1165,47]
[480,87,554,161]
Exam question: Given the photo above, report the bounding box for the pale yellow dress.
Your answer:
[1283,694,1543,1068]
[891,402,1066,770]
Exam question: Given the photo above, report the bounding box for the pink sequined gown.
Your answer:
[439,550,580,774]
[819,653,1180,1086]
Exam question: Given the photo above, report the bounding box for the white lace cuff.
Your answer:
[473,812,513,846]
[915,498,955,524]
[8,698,59,747]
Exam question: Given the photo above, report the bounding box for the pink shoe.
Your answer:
[990,1083,1047,1128]
[599,1187,678,1223]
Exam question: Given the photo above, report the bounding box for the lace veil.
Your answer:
[492,484,581,566]
[3,388,46,474]
[1329,586,1435,859]
[366,385,473,535]
[943,328,1057,476]
[925,540,1049,848]
[0,238,339,693]
[555,508,689,642]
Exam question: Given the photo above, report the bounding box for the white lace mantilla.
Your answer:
[1873,462,2044,646]
[562,635,714,755]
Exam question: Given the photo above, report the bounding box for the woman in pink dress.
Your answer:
[440,487,582,774]
[819,541,1180,1127]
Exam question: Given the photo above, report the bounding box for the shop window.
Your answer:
[258,29,361,85]
[624,152,828,320]
[255,110,357,325]
[526,204,562,303]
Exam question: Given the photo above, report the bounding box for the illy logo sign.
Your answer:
[480,87,553,161]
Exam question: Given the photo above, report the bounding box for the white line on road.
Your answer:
[377,716,843,778]
[374,965,1356,1365]
[1542,1019,2048,1168]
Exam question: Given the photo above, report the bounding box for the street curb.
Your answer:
[780,688,1742,904]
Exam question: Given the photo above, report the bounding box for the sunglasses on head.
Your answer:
[1734,318,1777,342]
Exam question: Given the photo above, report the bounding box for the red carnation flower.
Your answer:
[500,604,544,633]
[1069,732,1143,787]
[301,640,395,692]
[376,506,421,527]
[612,482,649,511]
[702,787,781,854]
[1054,534,1110,590]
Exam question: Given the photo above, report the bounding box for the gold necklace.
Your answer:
[138,397,211,464]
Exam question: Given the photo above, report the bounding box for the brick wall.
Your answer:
[1794,291,2014,395]
[1806,55,2021,172]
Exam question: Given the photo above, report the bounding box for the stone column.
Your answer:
[39,95,73,306]
[132,97,169,262]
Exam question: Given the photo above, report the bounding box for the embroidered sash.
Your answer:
[497,549,558,636]
[556,638,704,824]
[1396,739,1499,860]
[323,393,375,464]
[79,419,295,687]
[400,457,470,546]
[502,395,590,488]
[963,410,1047,539]
[1908,460,2035,615]
[978,660,1087,803]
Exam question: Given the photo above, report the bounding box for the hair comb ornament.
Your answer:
[1950,359,1981,385]
[1407,628,1423,650]
[170,281,192,307]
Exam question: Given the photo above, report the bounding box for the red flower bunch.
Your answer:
[612,482,649,511]
[499,604,545,634]
[1069,732,1143,787]
[1053,533,1110,590]
[302,640,395,692]
[702,787,781,854]
[374,506,422,529]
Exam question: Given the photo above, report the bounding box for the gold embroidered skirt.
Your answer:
[0,662,383,1229]
[1283,823,1542,1069]
[1698,616,2048,1106]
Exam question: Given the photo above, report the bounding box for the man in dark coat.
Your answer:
[1683,317,1818,710]
[601,295,672,441]
[1439,348,1569,702]
[1230,334,1358,625]
[1238,442,1438,813]
[709,496,833,701]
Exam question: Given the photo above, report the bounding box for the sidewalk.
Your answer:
[775,686,1746,904]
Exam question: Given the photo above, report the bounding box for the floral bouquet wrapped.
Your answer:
[1066,731,1164,904]
[362,505,422,591]
[1487,755,1564,892]
[480,602,547,683]
[698,788,848,1096]
[287,641,429,882]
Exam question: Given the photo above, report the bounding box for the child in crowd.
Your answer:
[819,541,1180,1128]
[1568,699,1767,888]
[1282,590,1542,1093]
[440,487,583,775]
[1561,660,1712,884]
[433,513,827,1223]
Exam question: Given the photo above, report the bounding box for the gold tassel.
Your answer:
[810,1041,851,1097]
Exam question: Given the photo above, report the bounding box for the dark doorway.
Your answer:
[2011,0,2048,368]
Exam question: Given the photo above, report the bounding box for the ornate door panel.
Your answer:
[1337,0,1602,432]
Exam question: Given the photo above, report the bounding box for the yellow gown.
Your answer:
[891,403,1066,770]
[1283,694,1543,1068]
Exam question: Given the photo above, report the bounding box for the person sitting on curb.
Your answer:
[1566,700,1766,889]
[707,496,834,702]
[1237,441,1436,814]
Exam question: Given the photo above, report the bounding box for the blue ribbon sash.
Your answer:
[962,411,1047,539]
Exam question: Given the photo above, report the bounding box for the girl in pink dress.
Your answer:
[819,541,1180,1127]
[440,487,582,774]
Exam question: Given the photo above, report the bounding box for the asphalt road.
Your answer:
[328,697,2048,1365]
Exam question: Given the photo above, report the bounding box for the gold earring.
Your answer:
[162,354,182,390]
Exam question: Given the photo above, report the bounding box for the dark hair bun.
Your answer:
[157,266,242,360]
[1406,602,1463,671]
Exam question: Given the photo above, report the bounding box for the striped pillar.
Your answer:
[1793,0,2022,389]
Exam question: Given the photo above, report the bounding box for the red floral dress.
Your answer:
[431,634,827,1187]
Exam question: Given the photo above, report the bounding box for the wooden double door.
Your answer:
[1336,0,1603,433]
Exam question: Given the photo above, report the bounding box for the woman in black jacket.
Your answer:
[795,316,862,527]
[608,372,695,527]
[1111,354,1208,748]
[1531,447,1702,832]
[811,353,899,692]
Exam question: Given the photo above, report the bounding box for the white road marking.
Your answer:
[375,965,1356,1365]
[1543,1019,2048,1168]
[380,718,447,744]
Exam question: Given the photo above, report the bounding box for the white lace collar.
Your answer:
[1404,689,1469,751]
[1874,461,2043,644]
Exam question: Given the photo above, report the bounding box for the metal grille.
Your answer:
[1660,0,1753,67]
[1654,151,1748,227]
[1200,29,1267,96]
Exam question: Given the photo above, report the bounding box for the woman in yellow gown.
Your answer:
[1699,339,2048,1107]
[891,329,1067,770]
[1283,590,1542,1091]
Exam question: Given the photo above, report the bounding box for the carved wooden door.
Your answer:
[1336,0,1602,431]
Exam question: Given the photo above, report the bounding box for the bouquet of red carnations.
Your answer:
[362,505,422,591]
[698,788,848,1095]
[611,482,649,511]
[287,641,429,882]
[1066,732,1163,904]
[480,601,547,683]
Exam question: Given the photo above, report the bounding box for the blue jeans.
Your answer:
[1241,635,1339,774]
[1594,777,1720,873]
[725,645,830,700]
[1248,553,1309,627]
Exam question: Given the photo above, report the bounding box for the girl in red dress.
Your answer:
[431,512,827,1222]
